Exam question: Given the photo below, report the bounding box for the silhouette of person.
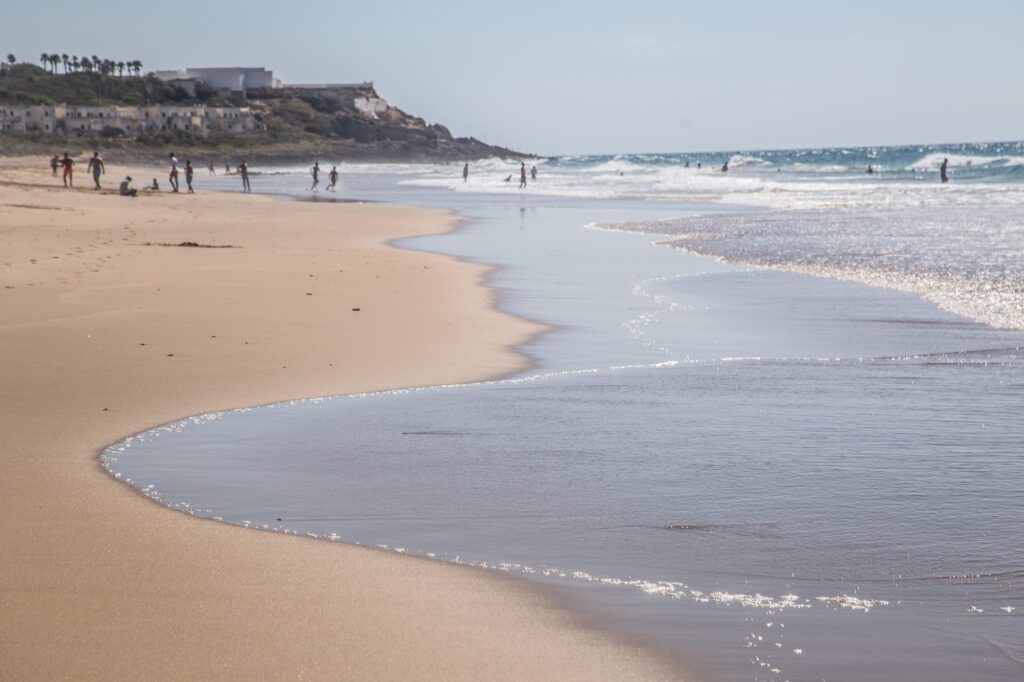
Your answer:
[328,166,339,191]
[867,165,874,174]
[940,158,949,184]
[530,165,538,181]
[721,160,729,172]
[87,151,105,190]
[50,154,59,176]
[185,160,195,194]
[463,163,469,182]
[519,162,527,189]
[238,161,251,192]
[310,162,320,191]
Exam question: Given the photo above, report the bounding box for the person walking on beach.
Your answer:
[208,161,216,176]
[940,157,949,184]
[185,160,195,194]
[168,153,180,193]
[310,162,320,191]
[328,165,339,191]
[87,151,105,190]
[59,152,74,187]
[462,163,469,182]
[50,154,59,177]
[519,162,527,189]
[238,160,251,193]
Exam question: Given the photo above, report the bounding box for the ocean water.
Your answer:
[111,143,1023,680]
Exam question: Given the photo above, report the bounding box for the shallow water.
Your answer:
[110,165,1024,680]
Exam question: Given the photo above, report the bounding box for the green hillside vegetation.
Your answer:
[0,58,527,161]
[0,63,232,106]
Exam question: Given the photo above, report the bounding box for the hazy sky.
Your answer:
[3,1,1022,155]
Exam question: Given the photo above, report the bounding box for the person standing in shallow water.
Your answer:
[940,157,949,184]
[310,162,320,191]
[462,163,469,182]
[328,165,339,191]
[237,160,251,193]
[87,151,105,190]
[519,162,527,189]
[185,160,195,194]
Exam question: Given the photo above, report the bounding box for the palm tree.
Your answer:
[117,61,125,77]
[134,60,144,77]
[80,56,92,72]
[62,54,69,74]
[6,54,15,66]
[71,56,80,72]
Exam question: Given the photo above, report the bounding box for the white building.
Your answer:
[0,103,261,137]
[154,67,279,93]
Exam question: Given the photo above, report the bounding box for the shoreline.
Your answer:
[0,158,684,680]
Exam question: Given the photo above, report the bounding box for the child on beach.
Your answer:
[59,152,74,187]
[50,155,59,176]
[328,166,339,191]
[185,160,195,194]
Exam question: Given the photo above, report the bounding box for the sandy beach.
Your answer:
[0,158,680,680]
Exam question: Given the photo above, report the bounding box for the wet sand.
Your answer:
[0,157,682,680]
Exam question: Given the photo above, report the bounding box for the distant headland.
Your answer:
[0,58,530,162]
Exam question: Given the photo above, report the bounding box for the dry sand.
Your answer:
[0,158,685,680]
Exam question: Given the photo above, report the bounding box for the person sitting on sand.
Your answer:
[328,166,339,191]
[119,176,138,197]
[144,178,159,191]
[87,151,105,190]
[59,152,74,187]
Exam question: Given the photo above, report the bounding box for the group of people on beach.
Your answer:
[49,150,257,196]
[477,161,538,188]
[308,162,340,192]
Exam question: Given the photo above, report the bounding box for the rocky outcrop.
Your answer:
[248,84,528,161]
